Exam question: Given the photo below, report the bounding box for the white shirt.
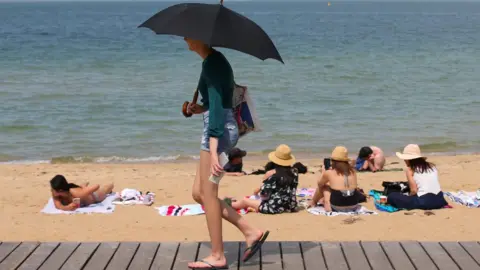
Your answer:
[413,168,441,196]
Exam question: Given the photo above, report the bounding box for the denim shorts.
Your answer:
[201,109,239,154]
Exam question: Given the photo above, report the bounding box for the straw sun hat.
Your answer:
[331,146,350,162]
[268,144,296,166]
[395,144,426,160]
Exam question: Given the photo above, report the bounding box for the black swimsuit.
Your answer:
[329,174,360,207]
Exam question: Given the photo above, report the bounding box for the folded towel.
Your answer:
[296,188,315,197]
[41,194,116,214]
[156,195,258,216]
[307,205,377,216]
[369,190,400,212]
[112,188,155,206]
[445,191,480,208]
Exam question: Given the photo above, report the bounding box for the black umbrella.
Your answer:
[138,1,284,64]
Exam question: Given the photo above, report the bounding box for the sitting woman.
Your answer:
[50,174,114,211]
[230,144,299,214]
[387,144,447,210]
[308,146,364,212]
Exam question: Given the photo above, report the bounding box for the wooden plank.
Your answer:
[401,241,436,270]
[281,242,303,270]
[380,242,415,270]
[441,242,480,270]
[0,242,39,270]
[17,242,59,270]
[224,241,240,269]
[105,242,139,270]
[171,242,198,270]
[239,242,260,270]
[341,242,370,270]
[260,242,282,270]
[38,242,79,270]
[301,242,327,270]
[421,242,459,270]
[361,241,393,270]
[127,242,159,270]
[83,242,119,270]
[321,242,348,270]
[0,242,21,263]
[150,242,178,270]
[460,242,480,266]
[61,242,99,270]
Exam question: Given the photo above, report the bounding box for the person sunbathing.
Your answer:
[356,146,386,172]
[308,146,365,212]
[50,174,114,211]
[229,144,299,214]
[387,144,447,210]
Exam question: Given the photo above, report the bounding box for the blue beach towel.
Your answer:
[368,190,401,212]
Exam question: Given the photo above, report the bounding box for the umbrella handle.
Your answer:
[182,90,199,118]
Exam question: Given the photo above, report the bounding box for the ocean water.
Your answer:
[1,1,479,163]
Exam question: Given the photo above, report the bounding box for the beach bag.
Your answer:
[232,84,261,138]
[382,181,410,195]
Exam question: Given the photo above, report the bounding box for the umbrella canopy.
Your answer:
[138,2,284,64]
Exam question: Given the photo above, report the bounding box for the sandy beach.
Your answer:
[1,154,479,242]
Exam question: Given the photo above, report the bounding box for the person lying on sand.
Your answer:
[50,174,114,211]
[308,146,365,212]
[356,146,386,172]
[387,144,448,210]
[229,144,299,214]
[223,147,247,176]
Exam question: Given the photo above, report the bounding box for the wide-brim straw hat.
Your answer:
[396,144,426,160]
[268,144,296,167]
[331,146,350,162]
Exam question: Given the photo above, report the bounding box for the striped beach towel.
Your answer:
[156,195,259,216]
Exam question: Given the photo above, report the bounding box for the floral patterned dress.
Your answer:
[258,168,299,214]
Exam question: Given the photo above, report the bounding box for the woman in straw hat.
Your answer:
[184,38,268,268]
[308,146,364,212]
[387,144,447,210]
[230,144,299,214]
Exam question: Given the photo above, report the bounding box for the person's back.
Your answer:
[413,167,441,196]
[326,170,358,191]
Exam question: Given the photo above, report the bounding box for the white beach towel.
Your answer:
[445,191,480,208]
[41,194,116,214]
[307,205,377,216]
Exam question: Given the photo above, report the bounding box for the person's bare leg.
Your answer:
[322,187,332,212]
[231,198,261,211]
[189,151,263,268]
[93,183,114,201]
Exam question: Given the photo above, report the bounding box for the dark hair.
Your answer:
[332,160,355,176]
[273,166,298,187]
[264,161,276,171]
[407,158,435,174]
[293,162,308,174]
[50,175,79,192]
[358,146,373,159]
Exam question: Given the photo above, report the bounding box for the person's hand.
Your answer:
[306,201,316,209]
[187,103,204,115]
[68,203,79,211]
[210,153,224,177]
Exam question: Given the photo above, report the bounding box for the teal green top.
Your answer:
[197,49,234,138]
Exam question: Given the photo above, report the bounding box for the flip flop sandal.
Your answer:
[242,230,270,262]
[189,259,229,270]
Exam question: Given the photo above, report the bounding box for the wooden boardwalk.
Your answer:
[1,241,480,270]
